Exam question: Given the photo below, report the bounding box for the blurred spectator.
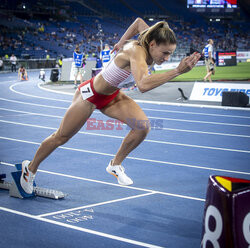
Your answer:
[58,57,63,68]
[100,44,111,68]
[38,23,45,33]
[39,69,45,81]
[0,12,249,61]
[10,54,17,72]
[202,39,215,83]
[73,45,86,88]
[18,66,28,81]
[0,57,3,71]
[95,56,102,69]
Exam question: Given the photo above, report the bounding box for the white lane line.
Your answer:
[160,127,250,138]
[9,82,72,102]
[38,192,156,218]
[0,113,31,118]
[142,108,250,119]
[5,83,250,117]
[1,161,205,202]
[0,206,164,248]
[1,107,250,138]
[37,81,250,111]
[147,116,250,127]
[38,82,73,96]
[1,119,250,153]
[0,80,18,84]
[38,83,250,119]
[0,101,249,127]
[3,118,250,153]
[0,98,69,109]
[1,137,250,175]
[0,107,65,118]
[134,99,250,111]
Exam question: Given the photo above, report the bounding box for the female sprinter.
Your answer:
[21,18,200,193]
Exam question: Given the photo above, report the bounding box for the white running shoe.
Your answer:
[20,160,35,194]
[106,160,133,186]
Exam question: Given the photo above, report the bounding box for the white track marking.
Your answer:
[142,108,250,119]
[0,206,164,248]
[147,116,250,127]
[0,97,69,109]
[1,119,250,153]
[6,119,250,152]
[36,81,250,111]
[38,192,156,217]
[7,81,250,114]
[1,161,206,202]
[1,107,250,138]
[38,82,250,117]
[38,82,73,96]
[134,99,250,111]
[1,137,250,175]
[0,100,249,127]
[9,82,72,102]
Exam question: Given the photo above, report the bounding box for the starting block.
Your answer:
[0,163,66,199]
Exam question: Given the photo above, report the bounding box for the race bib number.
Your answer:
[80,83,94,100]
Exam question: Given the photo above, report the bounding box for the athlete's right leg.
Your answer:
[29,90,96,174]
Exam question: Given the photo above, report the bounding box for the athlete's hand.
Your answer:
[176,52,201,75]
[111,42,122,54]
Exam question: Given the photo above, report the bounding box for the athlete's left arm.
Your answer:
[112,18,149,53]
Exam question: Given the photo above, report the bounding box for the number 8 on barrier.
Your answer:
[243,213,250,248]
[202,205,223,248]
[201,175,250,248]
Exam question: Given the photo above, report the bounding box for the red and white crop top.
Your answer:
[101,57,135,89]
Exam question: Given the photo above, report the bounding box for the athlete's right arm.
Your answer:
[130,47,200,93]
[112,18,149,53]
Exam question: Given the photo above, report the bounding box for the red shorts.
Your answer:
[78,77,120,109]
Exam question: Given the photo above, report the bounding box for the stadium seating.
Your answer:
[0,0,249,61]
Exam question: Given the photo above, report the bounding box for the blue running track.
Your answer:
[0,71,250,248]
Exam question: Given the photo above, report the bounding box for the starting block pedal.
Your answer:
[0,174,6,180]
[0,163,66,200]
